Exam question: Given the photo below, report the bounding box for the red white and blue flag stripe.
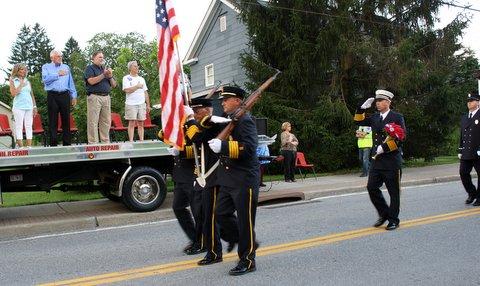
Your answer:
[156,0,185,149]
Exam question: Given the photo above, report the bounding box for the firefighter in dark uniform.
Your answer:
[161,106,204,255]
[206,86,260,275]
[354,89,406,230]
[187,97,238,266]
[458,92,480,206]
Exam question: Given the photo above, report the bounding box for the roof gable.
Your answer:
[184,0,240,63]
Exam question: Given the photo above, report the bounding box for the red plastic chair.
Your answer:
[0,114,15,148]
[24,113,47,146]
[295,152,317,180]
[143,112,157,129]
[110,113,128,141]
[57,113,79,143]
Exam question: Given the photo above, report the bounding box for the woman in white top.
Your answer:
[9,63,37,148]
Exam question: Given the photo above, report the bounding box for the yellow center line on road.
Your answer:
[39,208,480,286]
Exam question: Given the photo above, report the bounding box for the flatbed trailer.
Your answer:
[0,140,173,212]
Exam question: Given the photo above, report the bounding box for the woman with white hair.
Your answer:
[9,63,37,148]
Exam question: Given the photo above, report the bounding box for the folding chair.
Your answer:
[57,113,79,144]
[0,114,15,148]
[295,152,317,180]
[30,113,47,146]
[110,113,128,142]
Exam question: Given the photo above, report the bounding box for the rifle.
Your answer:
[216,69,281,140]
[195,70,281,188]
[205,80,222,99]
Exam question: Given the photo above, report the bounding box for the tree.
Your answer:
[237,0,476,169]
[29,23,54,74]
[62,37,82,66]
[8,23,54,75]
[8,25,32,73]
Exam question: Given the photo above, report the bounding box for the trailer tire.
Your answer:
[121,166,166,212]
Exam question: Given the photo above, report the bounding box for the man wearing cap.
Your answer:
[163,104,205,255]
[354,89,406,230]
[458,92,480,206]
[188,97,239,267]
[206,86,259,275]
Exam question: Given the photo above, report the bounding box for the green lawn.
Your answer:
[0,155,457,208]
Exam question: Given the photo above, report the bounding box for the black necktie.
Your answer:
[469,113,473,119]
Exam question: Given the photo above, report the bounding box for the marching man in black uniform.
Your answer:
[187,97,239,266]
[354,89,406,230]
[207,86,260,275]
[458,92,480,206]
[163,106,204,255]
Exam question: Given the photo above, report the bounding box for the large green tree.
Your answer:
[237,0,477,169]
[8,23,54,75]
[62,37,82,67]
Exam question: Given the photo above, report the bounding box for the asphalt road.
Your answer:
[1,181,479,286]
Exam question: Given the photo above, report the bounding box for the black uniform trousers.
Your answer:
[367,168,402,224]
[216,185,258,266]
[282,150,296,181]
[172,182,203,247]
[459,159,480,197]
[202,186,238,259]
[47,91,71,146]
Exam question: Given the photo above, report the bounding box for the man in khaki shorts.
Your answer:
[122,61,151,142]
[84,51,117,144]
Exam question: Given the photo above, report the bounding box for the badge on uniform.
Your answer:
[475,119,479,125]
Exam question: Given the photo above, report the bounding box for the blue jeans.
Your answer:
[358,148,371,175]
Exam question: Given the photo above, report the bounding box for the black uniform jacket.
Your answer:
[354,108,406,170]
[459,110,480,160]
[215,113,260,189]
[188,117,223,189]
[170,120,196,184]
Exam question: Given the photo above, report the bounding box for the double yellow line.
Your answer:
[40,208,480,286]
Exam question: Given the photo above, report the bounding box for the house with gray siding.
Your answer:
[183,0,250,98]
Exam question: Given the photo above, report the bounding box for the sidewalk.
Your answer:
[0,163,466,241]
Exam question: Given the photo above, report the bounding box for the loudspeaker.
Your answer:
[256,118,267,135]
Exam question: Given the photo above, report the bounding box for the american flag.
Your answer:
[156,0,185,149]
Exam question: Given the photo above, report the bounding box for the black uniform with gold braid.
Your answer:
[214,86,260,274]
[459,92,480,205]
[187,98,239,265]
[354,90,406,228]
[160,121,204,255]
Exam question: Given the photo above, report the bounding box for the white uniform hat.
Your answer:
[375,89,394,101]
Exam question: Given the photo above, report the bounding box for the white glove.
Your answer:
[376,145,384,155]
[361,97,375,109]
[167,147,180,156]
[208,138,222,153]
[458,153,462,159]
[210,115,232,124]
[184,105,194,118]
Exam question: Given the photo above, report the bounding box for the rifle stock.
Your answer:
[216,70,281,140]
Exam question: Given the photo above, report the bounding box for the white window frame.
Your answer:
[219,15,227,32]
[205,64,214,87]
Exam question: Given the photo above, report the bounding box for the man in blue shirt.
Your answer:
[41,50,77,146]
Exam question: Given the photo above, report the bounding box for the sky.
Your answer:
[1,0,479,81]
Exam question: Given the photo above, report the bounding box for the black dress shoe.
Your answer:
[185,245,206,255]
[228,262,256,276]
[373,217,387,227]
[385,222,399,230]
[197,256,223,266]
[466,194,476,204]
[473,199,480,206]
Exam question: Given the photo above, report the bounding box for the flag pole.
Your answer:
[174,42,190,105]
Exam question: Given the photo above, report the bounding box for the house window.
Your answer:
[205,64,214,87]
[219,15,227,32]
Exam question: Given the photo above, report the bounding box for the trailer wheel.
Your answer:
[121,166,166,212]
